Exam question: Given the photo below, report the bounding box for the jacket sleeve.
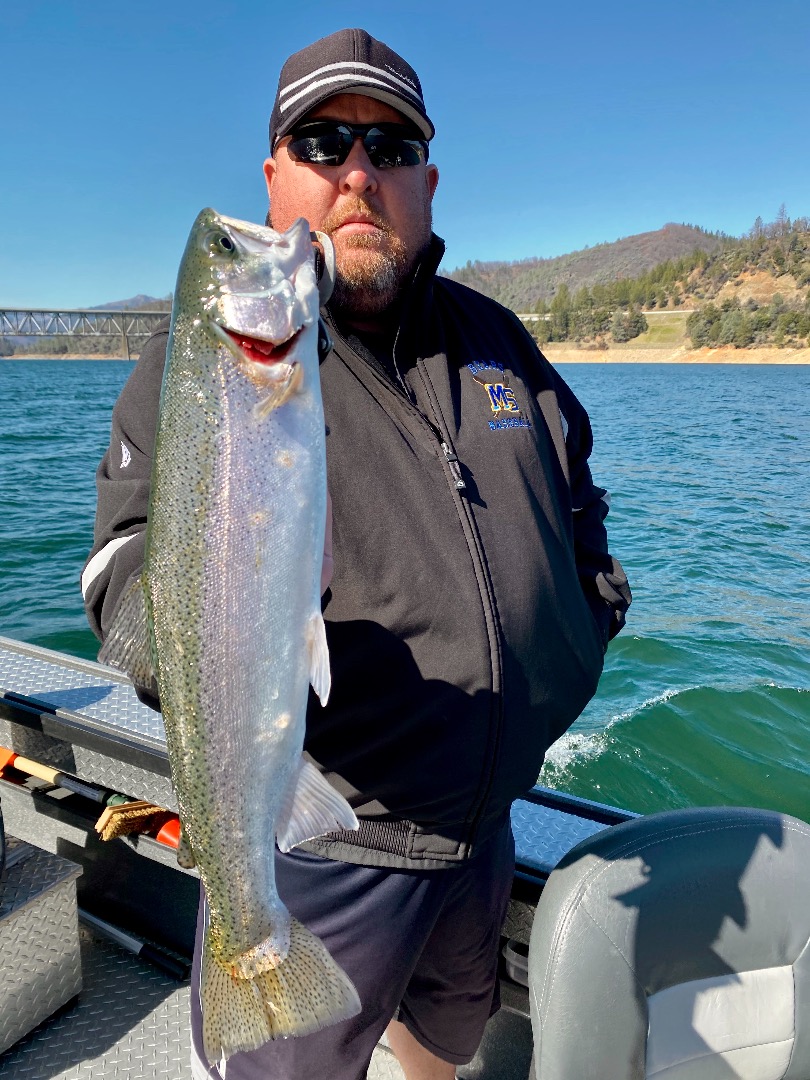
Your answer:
[550,367,632,647]
[81,323,169,644]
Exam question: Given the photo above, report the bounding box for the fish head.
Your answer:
[176,209,323,388]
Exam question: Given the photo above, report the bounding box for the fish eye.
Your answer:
[202,228,239,261]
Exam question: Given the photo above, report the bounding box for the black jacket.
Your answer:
[82,235,630,869]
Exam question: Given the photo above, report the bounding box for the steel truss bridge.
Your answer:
[0,308,169,358]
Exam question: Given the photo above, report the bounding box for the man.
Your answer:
[82,28,630,1080]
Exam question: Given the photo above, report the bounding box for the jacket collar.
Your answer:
[324,232,445,321]
[322,232,446,371]
[392,232,445,366]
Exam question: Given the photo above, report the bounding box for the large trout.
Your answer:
[101,209,360,1062]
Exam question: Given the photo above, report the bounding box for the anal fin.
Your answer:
[276,757,358,853]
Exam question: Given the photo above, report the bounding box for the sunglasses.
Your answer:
[284,121,428,169]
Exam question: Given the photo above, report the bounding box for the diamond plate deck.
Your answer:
[368,1044,406,1080]
[0,839,83,1056]
[0,721,177,810]
[0,925,192,1078]
[0,636,165,743]
[0,636,176,808]
[0,923,529,1080]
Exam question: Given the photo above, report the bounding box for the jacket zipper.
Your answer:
[334,326,468,492]
[441,442,466,490]
[414,364,504,851]
[331,328,503,854]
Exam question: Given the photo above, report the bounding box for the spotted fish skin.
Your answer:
[102,209,359,1062]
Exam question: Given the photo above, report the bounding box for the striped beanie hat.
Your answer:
[269,29,434,149]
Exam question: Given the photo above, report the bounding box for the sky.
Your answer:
[3,0,809,309]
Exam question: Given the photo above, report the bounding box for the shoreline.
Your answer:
[543,343,809,364]
[1,354,141,361]
[3,344,809,365]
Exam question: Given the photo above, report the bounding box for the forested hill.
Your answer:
[90,294,172,311]
[443,224,727,311]
[506,210,810,350]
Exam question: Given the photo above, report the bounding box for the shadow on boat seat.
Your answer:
[527,806,810,1079]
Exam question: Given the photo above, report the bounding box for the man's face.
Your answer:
[264,94,439,320]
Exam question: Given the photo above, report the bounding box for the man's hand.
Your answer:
[321,491,334,595]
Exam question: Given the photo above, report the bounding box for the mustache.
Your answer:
[319,200,392,236]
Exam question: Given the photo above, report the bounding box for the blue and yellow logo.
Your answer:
[468,361,530,431]
[483,382,519,414]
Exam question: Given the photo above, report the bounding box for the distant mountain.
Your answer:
[443,224,728,312]
[89,294,170,311]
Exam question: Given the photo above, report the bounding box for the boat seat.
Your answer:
[527,805,810,1079]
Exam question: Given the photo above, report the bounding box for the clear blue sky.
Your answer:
[3,0,808,309]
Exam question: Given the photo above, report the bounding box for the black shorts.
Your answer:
[190,819,515,1080]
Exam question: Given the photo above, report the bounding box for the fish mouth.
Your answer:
[221,326,302,366]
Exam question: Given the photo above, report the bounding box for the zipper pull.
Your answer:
[441,442,466,490]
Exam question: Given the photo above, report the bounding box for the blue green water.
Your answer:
[1,359,808,819]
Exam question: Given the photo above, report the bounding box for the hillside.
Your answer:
[683,220,810,348]
[519,212,810,352]
[443,224,728,311]
[89,294,171,311]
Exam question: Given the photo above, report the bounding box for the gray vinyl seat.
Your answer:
[528,805,810,1080]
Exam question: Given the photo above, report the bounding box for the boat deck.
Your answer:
[0,922,534,1079]
[0,922,190,1079]
[0,636,633,1078]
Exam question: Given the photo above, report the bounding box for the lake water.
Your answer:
[1,359,808,819]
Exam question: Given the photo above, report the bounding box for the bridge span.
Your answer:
[0,308,169,358]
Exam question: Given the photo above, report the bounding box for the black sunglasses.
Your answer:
[283,121,428,169]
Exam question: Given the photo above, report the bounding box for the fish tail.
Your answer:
[201,917,361,1063]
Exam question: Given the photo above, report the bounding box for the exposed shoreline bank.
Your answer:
[1,354,141,361]
[3,344,808,364]
[543,343,809,364]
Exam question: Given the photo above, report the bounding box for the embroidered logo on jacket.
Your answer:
[467,362,531,432]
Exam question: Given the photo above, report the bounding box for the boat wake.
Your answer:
[539,680,810,818]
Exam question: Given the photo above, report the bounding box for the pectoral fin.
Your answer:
[276,757,359,852]
[98,575,156,688]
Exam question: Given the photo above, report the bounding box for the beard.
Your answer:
[318,198,432,318]
[330,234,408,315]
